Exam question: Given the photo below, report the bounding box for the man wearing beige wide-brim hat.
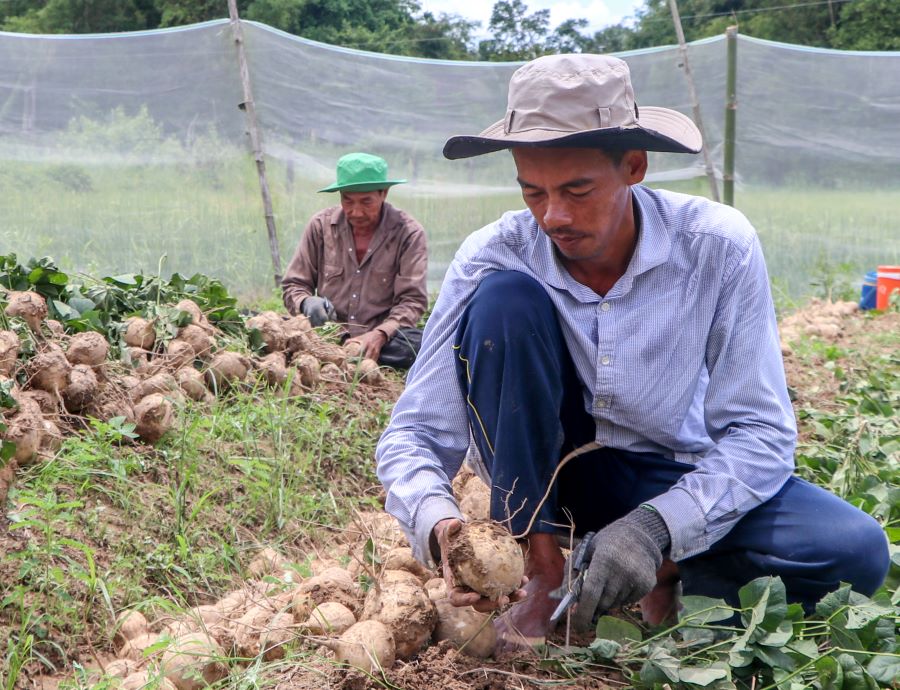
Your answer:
[377,54,889,652]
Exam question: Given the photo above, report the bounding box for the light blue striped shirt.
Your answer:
[376,185,797,565]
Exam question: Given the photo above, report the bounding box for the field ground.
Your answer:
[3,157,898,304]
[1,296,897,690]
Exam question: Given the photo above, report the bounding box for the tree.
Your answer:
[585,0,900,52]
[829,0,900,50]
[1,0,158,33]
[155,0,249,27]
[478,0,551,61]
[403,11,480,60]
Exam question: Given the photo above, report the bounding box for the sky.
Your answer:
[417,0,645,37]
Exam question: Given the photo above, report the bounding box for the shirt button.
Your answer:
[350,315,355,320]
[601,355,611,365]
[596,399,607,409]
[356,270,360,274]
[352,294,357,298]
[600,302,611,312]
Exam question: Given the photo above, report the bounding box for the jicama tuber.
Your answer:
[246,311,286,353]
[205,351,251,391]
[303,601,356,635]
[63,363,98,411]
[160,631,227,690]
[65,331,108,367]
[4,291,47,331]
[433,598,496,658]
[447,521,524,601]
[133,393,174,443]
[27,344,71,393]
[326,620,395,674]
[361,578,436,659]
[123,317,155,350]
[0,331,19,377]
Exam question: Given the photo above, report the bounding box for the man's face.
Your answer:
[512,147,647,265]
[340,189,387,232]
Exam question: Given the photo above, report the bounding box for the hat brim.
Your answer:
[443,106,702,160]
[318,179,406,193]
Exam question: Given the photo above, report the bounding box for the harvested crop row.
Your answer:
[1,293,388,496]
[87,476,510,686]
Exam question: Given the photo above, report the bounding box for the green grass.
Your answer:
[3,157,898,304]
[0,383,394,684]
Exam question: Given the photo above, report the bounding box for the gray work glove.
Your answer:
[571,506,670,632]
[301,296,337,327]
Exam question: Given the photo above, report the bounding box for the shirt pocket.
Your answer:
[321,264,344,295]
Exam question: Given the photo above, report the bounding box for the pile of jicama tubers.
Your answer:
[94,472,523,688]
[0,289,385,504]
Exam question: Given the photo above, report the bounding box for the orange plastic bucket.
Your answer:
[876,265,900,310]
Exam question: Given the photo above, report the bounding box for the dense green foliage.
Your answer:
[591,0,900,53]
[1,0,896,55]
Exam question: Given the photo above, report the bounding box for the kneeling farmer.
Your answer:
[282,152,428,368]
[376,54,889,650]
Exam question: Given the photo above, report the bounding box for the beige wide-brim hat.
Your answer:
[443,54,702,159]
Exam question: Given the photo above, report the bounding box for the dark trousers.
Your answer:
[453,271,889,611]
[378,327,422,369]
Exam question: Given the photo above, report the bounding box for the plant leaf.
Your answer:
[594,615,642,644]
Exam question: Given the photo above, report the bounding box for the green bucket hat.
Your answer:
[318,152,406,193]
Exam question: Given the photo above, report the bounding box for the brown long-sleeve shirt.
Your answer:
[282,202,428,339]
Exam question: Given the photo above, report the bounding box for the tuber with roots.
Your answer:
[433,598,497,658]
[246,312,286,353]
[382,547,431,582]
[113,609,149,648]
[256,352,288,387]
[63,363,98,411]
[4,398,44,465]
[27,344,71,393]
[174,299,212,330]
[4,291,47,331]
[65,331,108,367]
[164,340,195,370]
[292,353,320,389]
[160,631,228,690]
[129,372,177,402]
[447,521,524,600]
[175,324,214,360]
[123,317,155,350]
[0,330,20,377]
[175,367,212,403]
[303,601,356,635]
[134,393,175,443]
[361,578,436,659]
[205,351,251,391]
[325,620,396,674]
[294,569,360,615]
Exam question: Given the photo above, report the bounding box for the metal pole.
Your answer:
[724,26,738,207]
[667,0,720,202]
[227,0,283,288]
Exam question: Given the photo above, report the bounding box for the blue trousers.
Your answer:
[453,271,889,611]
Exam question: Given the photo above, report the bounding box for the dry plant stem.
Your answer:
[563,508,576,647]
[511,441,601,539]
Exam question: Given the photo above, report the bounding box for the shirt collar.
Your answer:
[530,184,673,298]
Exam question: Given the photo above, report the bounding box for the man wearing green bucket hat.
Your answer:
[282,152,428,368]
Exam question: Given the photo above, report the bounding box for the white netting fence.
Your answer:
[2,19,898,301]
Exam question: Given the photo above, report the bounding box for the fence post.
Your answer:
[227,0,283,288]
[667,0,719,202]
[724,26,738,207]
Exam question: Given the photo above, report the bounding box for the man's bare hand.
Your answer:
[433,518,528,613]
[346,329,388,361]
